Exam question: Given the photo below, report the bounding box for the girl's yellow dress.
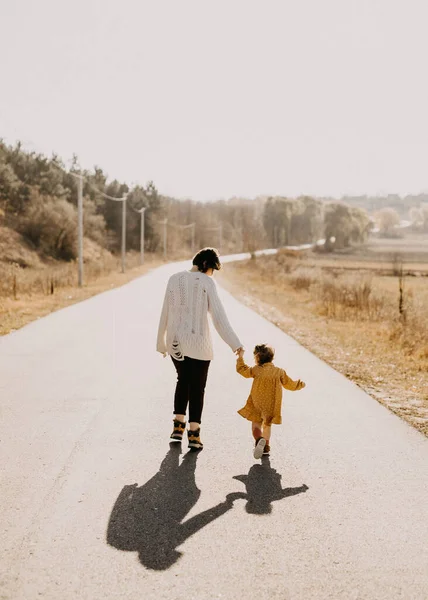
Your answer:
[236,356,304,425]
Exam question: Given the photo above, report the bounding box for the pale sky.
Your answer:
[1,0,427,200]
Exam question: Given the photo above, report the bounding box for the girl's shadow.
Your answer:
[233,457,308,514]
[107,445,241,570]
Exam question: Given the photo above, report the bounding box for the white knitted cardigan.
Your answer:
[156,270,242,360]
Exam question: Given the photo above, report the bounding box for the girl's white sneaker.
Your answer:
[253,437,266,459]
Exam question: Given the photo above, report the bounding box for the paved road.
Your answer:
[1,259,427,600]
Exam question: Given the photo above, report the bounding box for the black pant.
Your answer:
[172,356,210,424]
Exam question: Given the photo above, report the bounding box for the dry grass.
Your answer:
[0,236,122,298]
[0,252,162,336]
[218,250,428,437]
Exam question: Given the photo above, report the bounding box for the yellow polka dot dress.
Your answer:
[236,356,304,426]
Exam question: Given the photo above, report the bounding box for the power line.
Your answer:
[129,204,146,214]
[51,161,127,202]
[86,181,127,203]
[203,224,222,249]
[9,142,226,277]
[10,140,201,276]
[51,160,128,280]
[168,222,195,230]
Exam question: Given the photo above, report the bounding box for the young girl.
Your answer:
[236,344,306,459]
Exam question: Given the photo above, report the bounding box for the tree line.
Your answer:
[335,193,428,217]
[0,140,385,263]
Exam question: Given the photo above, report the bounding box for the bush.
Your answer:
[18,192,77,260]
[289,266,318,291]
[389,295,428,359]
[316,273,385,320]
[273,249,302,274]
[0,226,42,268]
[83,198,106,247]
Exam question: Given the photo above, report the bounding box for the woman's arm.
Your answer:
[156,283,169,354]
[207,279,242,352]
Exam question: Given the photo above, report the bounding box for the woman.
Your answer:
[157,247,243,450]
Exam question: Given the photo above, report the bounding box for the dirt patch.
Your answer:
[0,226,42,268]
[218,256,428,437]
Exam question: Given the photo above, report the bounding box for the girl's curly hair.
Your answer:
[254,344,275,365]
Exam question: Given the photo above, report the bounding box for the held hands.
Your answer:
[235,347,245,358]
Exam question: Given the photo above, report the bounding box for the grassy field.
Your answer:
[0,253,162,336]
[218,234,428,437]
[298,232,428,272]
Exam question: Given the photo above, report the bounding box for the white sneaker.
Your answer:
[253,437,266,459]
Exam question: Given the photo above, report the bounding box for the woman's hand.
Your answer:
[235,347,245,358]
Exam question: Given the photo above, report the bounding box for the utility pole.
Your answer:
[163,218,168,260]
[77,174,84,287]
[121,196,127,273]
[140,207,146,265]
[191,223,195,256]
[203,225,222,250]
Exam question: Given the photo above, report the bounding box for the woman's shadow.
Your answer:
[107,445,242,570]
[233,456,308,515]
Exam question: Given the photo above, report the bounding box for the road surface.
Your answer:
[1,258,427,600]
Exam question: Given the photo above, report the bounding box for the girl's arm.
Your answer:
[236,356,254,378]
[207,279,242,352]
[280,369,305,391]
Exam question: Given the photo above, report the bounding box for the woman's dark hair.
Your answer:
[192,247,222,273]
[254,344,275,365]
